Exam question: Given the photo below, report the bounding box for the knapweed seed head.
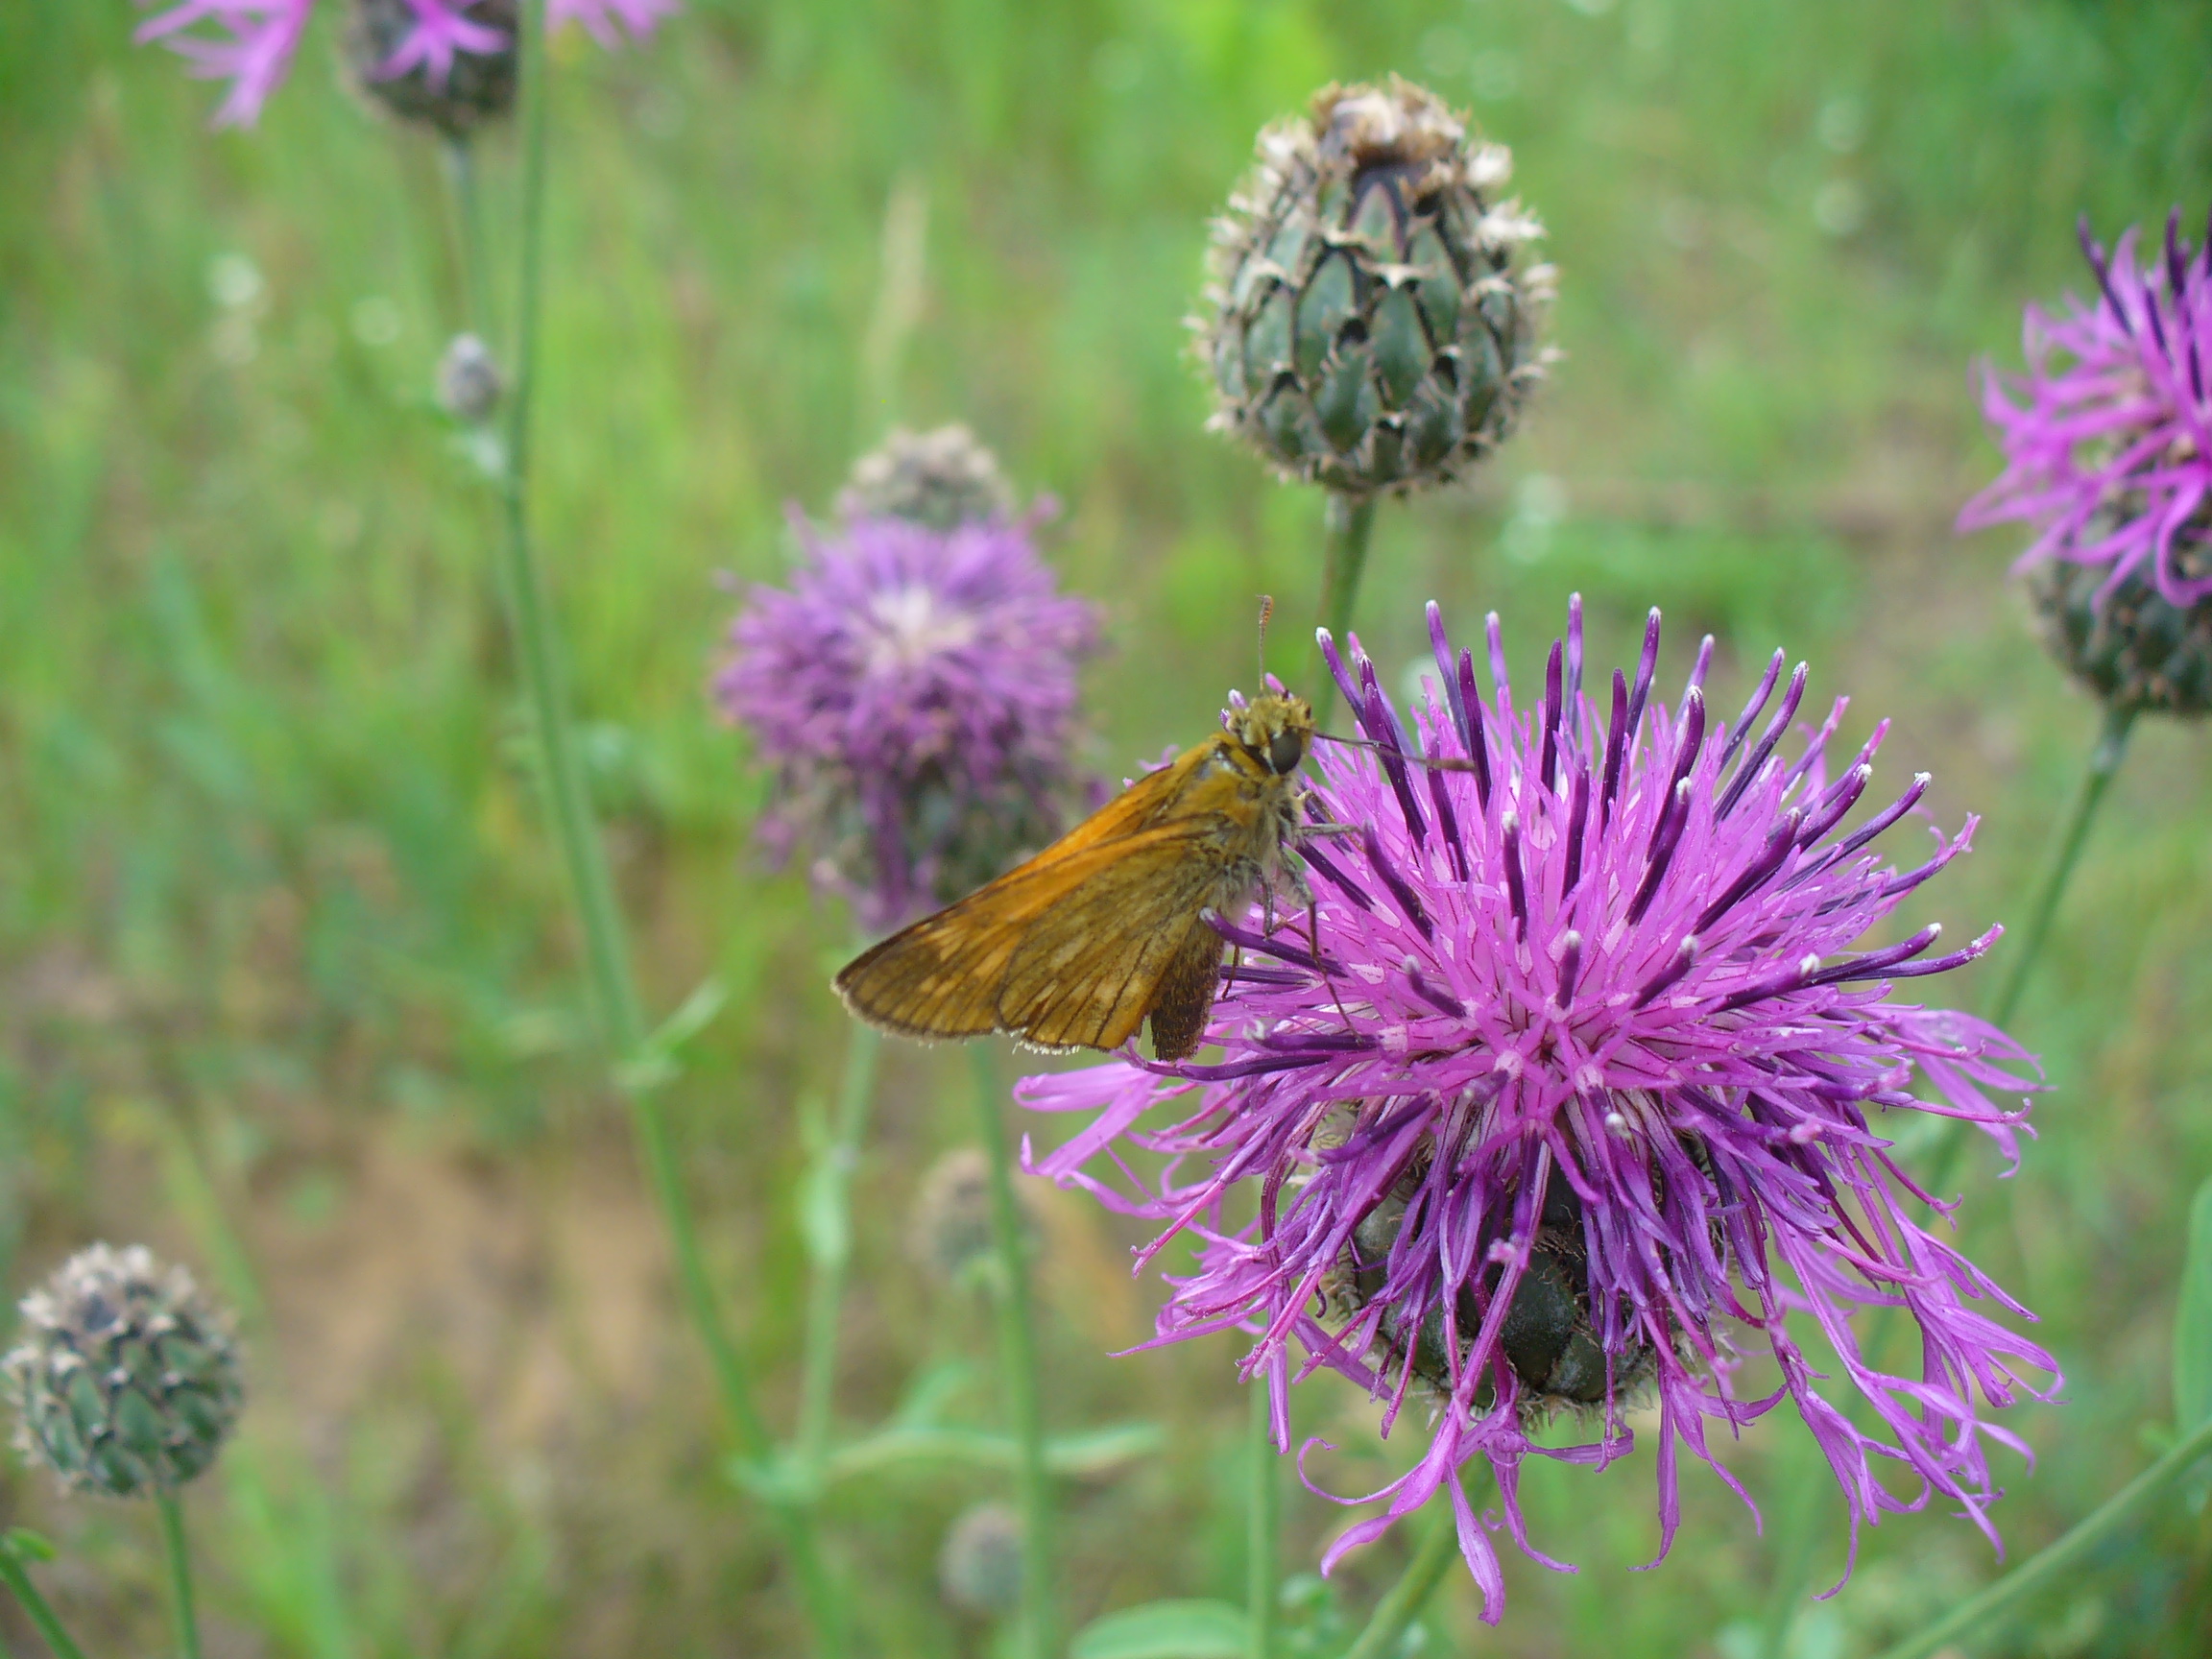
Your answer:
[1194,77,1552,499]
[5,1244,244,1499]
[938,1501,1023,1615]
[1960,207,2212,613]
[135,0,674,129]
[839,425,1017,532]
[714,510,1100,934]
[1021,600,2054,1620]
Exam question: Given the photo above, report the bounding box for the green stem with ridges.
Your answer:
[1247,1381,1278,1659]
[796,1021,881,1466]
[1340,1469,1486,1659]
[485,6,844,1652]
[970,1045,1055,1659]
[156,1493,201,1659]
[1872,1412,2212,1659]
[1308,493,1378,725]
[0,1545,87,1659]
[443,134,493,351]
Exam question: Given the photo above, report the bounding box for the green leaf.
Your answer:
[1070,1599,1250,1659]
[2175,1176,2212,1431]
[2,1527,57,1562]
[821,1420,1164,1484]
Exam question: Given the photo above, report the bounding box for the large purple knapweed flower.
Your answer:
[1020,600,2056,1621]
[135,0,674,129]
[714,510,1100,936]
[1959,207,2212,607]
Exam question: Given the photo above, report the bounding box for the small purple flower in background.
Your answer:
[1021,600,2056,1621]
[1960,206,2212,607]
[135,0,674,129]
[714,509,1100,936]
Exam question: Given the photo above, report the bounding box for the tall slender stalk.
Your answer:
[1758,700,2138,1658]
[796,1022,882,1466]
[1307,493,1378,725]
[1247,1382,1278,1659]
[1340,1468,1488,1659]
[156,1493,202,1659]
[969,1045,1055,1659]
[443,135,493,348]
[1872,1412,2212,1659]
[466,7,844,1651]
[0,1543,86,1659]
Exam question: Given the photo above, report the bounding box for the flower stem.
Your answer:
[970,1045,1055,1659]
[443,134,493,346]
[796,1021,882,1465]
[1871,1412,2212,1659]
[1340,1471,1481,1659]
[488,7,844,1652]
[156,1493,202,1659]
[1307,493,1378,726]
[0,1545,88,1659]
[1247,1382,1278,1659]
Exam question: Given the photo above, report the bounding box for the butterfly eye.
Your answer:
[1268,728,1307,775]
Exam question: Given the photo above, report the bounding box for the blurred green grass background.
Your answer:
[5,0,2212,1652]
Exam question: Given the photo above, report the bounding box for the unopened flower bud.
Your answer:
[838,425,1017,530]
[938,1501,1022,1615]
[437,332,505,423]
[1195,77,1553,498]
[345,0,519,135]
[4,1244,244,1498]
[908,1148,1041,1286]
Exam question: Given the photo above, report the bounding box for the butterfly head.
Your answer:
[1222,689,1315,778]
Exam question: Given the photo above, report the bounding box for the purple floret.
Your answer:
[1019,599,2056,1623]
[714,511,1100,934]
[1960,207,2212,607]
[134,0,672,129]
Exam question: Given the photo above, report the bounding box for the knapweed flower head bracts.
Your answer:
[1960,206,2212,609]
[135,0,675,129]
[2028,541,2212,716]
[715,508,1100,934]
[839,425,1018,532]
[345,0,517,133]
[4,1244,244,1499]
[1019,600,2056,1621]
[1195,77,1553,498]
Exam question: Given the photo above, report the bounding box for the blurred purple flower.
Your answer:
[1020,600,2056,1621]
[714,511,1100,935]
[1960,207,2212,607]
[134,0,672,129]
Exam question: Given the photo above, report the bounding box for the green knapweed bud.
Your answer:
[838,425,1016,530]
[1196,77,1552,498]
[909,1148,1042,1286]
[437,332,504,423]
[345,0,519,136]
[938,1501,1022,1615]
[4,1244,244,1498]
[2028,516,2212,717]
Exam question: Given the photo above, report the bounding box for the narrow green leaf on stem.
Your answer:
[2176,1176,2212,1431]
[1247,1382,1278,1659]
[1872,1413,2212,1659]
[1341,1480,1470,1659]
[157,1492,203,1659]
[1070,1599,1250,1659]
[970,1045,1056,1659]
[796,1021,882,1466]
[1306,493,1378,727]
[0,1539,88,1659]
[818,1421,1162,1484]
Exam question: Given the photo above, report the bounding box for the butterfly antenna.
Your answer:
[1312,731,1479,774]
[1256,593,1274,684]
